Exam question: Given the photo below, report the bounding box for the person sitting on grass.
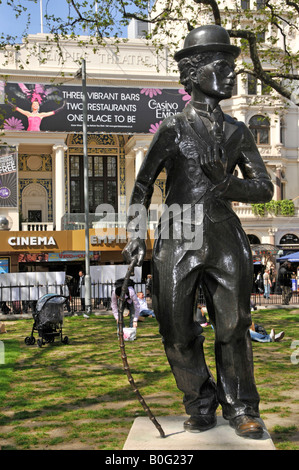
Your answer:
[136,291,155,320]
[249,322,284,343]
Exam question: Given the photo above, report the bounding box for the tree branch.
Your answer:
[238,68,299,81]
[286,0,299,13]
[229,29,294,100]
[68,0,103,37]
[193,0,222,25]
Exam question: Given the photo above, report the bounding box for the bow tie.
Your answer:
[191,101,224,143]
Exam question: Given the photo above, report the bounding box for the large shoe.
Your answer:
[229,415,264,439]
[275,331,284,342]
[270,329,275,342]
[184,415,217,433]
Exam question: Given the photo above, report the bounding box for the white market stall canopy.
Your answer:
[0,272,66,301]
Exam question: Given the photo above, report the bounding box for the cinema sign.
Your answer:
[8,236,57,247]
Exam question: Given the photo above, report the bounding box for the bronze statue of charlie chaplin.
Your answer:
[123,25,274,439]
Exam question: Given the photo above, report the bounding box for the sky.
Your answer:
[0,0,132,43]
[0,1,60,41]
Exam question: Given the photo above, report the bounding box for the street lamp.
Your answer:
[77,59,92,315]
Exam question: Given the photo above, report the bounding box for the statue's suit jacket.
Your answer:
[128,103,274,419]
[129,103,273,226]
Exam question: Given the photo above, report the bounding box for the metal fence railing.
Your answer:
[0,282,298,316]
[251,291,299,307]
[196,288,299,308]
[0,281,147,315]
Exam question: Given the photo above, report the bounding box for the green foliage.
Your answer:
[0,340,22,401]
[252,200,295,217]
[252,202,266,217]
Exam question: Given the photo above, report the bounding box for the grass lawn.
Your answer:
[0,308,298,450]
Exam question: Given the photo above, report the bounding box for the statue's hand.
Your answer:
[122,238,146,266]
[200,143,228,185]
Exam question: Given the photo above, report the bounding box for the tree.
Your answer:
[1,0,299,104]
[148,0,299,105]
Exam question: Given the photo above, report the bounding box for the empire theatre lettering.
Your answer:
[41,47,155,69]
[1,83,187,134]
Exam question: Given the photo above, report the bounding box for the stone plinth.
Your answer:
[123,416,276,450]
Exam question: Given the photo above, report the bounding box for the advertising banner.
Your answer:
[0,257,10,273]
[0,146,18,207]
[47,251,100,262]
[0,82,190,134]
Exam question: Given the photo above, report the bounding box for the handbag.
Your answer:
[123,327,137,341]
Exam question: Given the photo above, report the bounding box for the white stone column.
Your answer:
[124,135,153,210]
[268,228,277,245]
[134,146,148,177]
[53,144,67,231]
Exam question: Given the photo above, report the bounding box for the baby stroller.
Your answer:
[25,293,69,348]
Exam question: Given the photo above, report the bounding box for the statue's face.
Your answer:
[194,53,236,100]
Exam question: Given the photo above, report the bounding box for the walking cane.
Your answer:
[118,258,165,438]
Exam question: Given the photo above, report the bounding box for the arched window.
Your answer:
[22,183,49,222]
[247,234,261,244]
[249,115,270,144]
[279,234,299,245]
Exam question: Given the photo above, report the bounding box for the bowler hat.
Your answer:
[174,25,240,62]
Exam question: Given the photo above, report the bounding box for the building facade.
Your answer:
[0,10,298,281]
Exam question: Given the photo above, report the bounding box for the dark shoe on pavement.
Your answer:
[229,415,264,439]
[184,415,217,433]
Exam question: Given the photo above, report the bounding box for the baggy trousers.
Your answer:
[152,214,260,420]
